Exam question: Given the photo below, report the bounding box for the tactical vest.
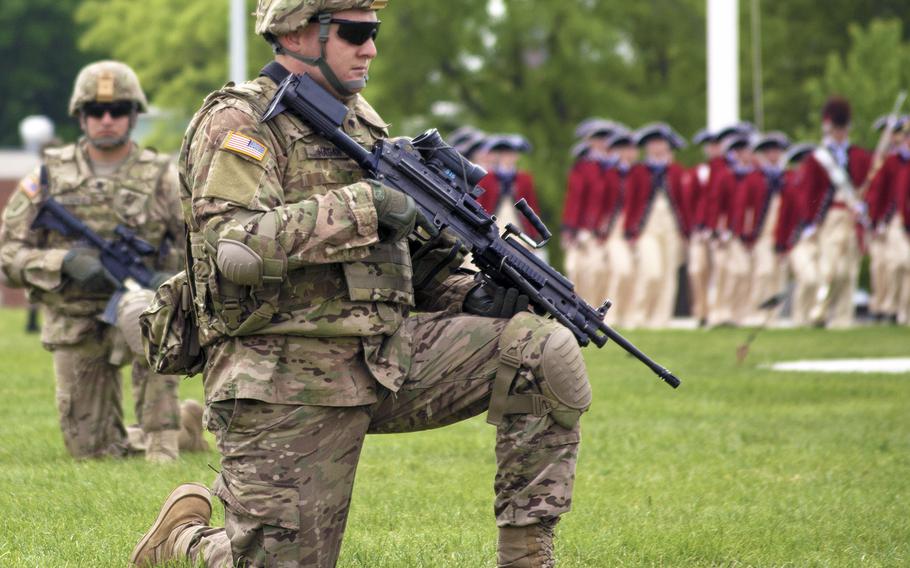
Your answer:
[35,142,173,315]
[182,77,414,344]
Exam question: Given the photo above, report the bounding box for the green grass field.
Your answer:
[0,307,908,567]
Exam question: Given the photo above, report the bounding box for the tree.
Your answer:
[802,19,910,148]
[76,0,272,149]
[367,0,707,224]
[0,0,100,146]
[71,1,910,253]
[742,0,910,140]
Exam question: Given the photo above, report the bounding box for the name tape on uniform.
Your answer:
[221,131,268,162]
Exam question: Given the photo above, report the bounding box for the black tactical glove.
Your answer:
[148,271,175,289]
[62,249,117,293]
[371,183,436,241]
[463,276,530,319]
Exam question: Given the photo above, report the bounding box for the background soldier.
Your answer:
[476,134,544,247]
[623,123,689,328]
[562,118,619,304]
[685,128,722,326]
[0,61,205,461]
[597,128,636,327]
[130,1,590,567]
[799,96,871,328]
[777,143,821,326]
[737,132,790,324]
[866,116,910,324]
[708,129,755,326]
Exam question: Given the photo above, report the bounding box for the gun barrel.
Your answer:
[601,326,680,388]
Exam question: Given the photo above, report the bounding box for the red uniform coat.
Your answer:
[798,145,871,228]
[866,152,910,227]
[899,158,910,231]
[710,167,753,237]
[588,165,623,237]
[734,169,786,243]
[682,160,715,231]
[700,157,733,232]
[478,170,542,239]
[773,170,805,252]
[562,160,601,233]
[622,162,689,239]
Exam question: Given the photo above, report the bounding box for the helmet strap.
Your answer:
[273,12,367,99]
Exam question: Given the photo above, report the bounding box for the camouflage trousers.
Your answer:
[48,316,180,460]
[183,312,582,567]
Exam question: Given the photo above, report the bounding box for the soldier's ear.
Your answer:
[279,28,314,53]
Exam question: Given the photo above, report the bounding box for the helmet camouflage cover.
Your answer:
[255,0,387,37]
[68,60,148,116]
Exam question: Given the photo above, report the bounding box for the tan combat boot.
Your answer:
[145,430,179,463]
[178,400,209,453]
[129,483,212,567]
[497,519,557,568]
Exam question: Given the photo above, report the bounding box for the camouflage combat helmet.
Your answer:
[255,0,387,37]
[255,0,387,97]
[68,60,148,117]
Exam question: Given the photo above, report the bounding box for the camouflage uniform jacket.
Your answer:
[0,140,183,346]
[181,70,474,406]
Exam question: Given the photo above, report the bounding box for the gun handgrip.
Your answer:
[514,198,551,247]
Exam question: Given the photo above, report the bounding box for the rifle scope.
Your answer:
[412,129,487,187]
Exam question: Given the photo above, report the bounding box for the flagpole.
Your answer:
[229,0,247,83]
[707,0,740,130]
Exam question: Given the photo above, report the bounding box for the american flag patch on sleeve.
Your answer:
[221,130,268,162]
[19,176,40,199]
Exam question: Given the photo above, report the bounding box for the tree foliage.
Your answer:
[368,0,708,219]
[802,19,910,148]
[0,0,100,146]
[77,0,272,114]
[50,1,910,229]
[744,0,909,137]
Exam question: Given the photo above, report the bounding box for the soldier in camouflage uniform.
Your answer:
[131,2,590,566]
[0,61,206,462]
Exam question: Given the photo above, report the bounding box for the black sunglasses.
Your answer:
[310,17,381,45]
[82,101,136,119]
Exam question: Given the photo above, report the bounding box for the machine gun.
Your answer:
[31,166,157,324]
[262,73,680,389]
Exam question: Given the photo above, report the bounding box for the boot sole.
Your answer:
[129,482,212,567]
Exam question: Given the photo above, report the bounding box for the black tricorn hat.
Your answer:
[634,122,687,149]
[784,142,815,165]
[606,128,634,149]
[448,126,482,148]
[750,131,791,152]
[482,134,532,153]
[692,128,718,145]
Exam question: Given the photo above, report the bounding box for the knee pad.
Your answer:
[487,313,591,429]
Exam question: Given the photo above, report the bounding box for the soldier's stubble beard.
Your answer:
[82,112,135,151]
[87,133,131,150]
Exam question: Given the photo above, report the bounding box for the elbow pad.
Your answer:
[204,213,286,286]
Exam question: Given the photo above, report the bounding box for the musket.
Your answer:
[262,72,680,389]
[859,90,907,199]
